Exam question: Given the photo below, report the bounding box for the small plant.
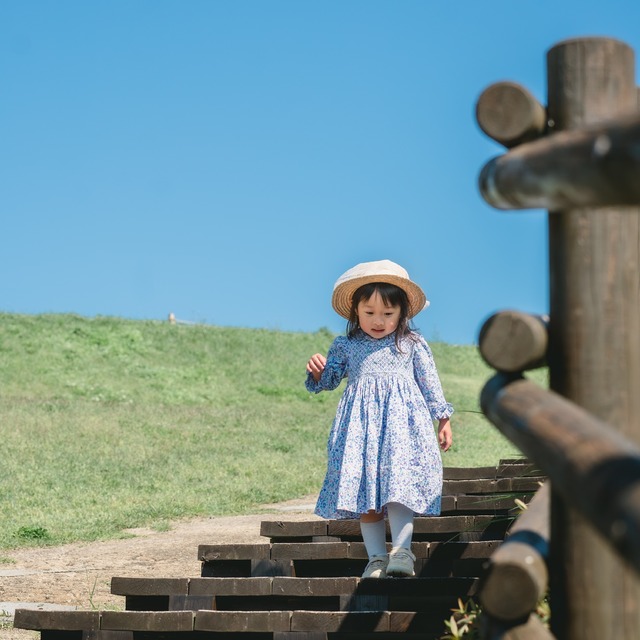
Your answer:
[88,577,99,610]
[441,598,482,639]
[0,606,16,630]
[16,525,50,540]
[513,496,530,513]
[84,576,123,612]
[536,594,551,626]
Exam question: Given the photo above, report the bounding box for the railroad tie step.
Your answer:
[111,575,479,614]
[14,607,460,636]
[196,539,499,578]
[11,461,540,640]
[260,514,516,544]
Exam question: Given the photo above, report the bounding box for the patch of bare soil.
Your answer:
[0,496,319,640]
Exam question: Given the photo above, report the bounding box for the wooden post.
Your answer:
[545,37,640,639]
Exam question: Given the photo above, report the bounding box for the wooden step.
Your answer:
[442,476,543,494]
[197,540,498,578]
[111,575,479,613]
[14,607,459,637]
[442,460,540,480]
[497,459,543,478]
[258,496,535,544]
[260,513,514,543]
[445,492,534,515]
[12,460,536,640]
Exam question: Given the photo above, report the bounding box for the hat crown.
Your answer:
[333,260,410,290]
[331,259,429,320]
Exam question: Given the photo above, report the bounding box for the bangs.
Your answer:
[355,283,408,309]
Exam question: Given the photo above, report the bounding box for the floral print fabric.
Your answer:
[306,330,453,520]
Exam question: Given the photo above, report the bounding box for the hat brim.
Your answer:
[332,274,429,320]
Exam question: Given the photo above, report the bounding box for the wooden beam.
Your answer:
[476,81,547,148]
[481,375,640,575]
[479,113,640,210]
[479,311,548,372]
[479,483,550,621]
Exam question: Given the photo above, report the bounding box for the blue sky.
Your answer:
[2,1,639,345]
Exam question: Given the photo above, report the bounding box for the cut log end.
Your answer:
[476,82,547,148]
[479,311,548,372]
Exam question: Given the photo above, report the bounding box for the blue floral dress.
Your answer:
[306,330,453,520]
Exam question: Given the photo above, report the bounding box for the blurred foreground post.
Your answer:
[545,37,640,639]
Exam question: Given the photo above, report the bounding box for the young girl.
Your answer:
[306,259,453,579]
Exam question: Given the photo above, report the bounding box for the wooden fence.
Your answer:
[475,37,640,639]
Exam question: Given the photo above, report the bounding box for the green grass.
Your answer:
[0,312,529,550]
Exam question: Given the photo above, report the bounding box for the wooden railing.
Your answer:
[474,37,640,640]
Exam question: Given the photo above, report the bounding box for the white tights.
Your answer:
[359,502,414,558]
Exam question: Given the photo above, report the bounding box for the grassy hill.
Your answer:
[0,313,521,550]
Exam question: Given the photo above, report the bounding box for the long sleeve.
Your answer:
[305,336,349,393]
[412,335,454,420]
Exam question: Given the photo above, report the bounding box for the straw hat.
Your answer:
[331,259,429,319]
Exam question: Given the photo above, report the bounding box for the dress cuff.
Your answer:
[305,371,322,394]
[433,402,454,421]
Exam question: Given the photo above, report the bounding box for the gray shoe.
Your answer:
[361,554,388,579]
[386,546,416,577]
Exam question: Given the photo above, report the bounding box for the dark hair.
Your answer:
[347,282,415,348]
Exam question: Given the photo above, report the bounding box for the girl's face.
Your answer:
[356,290,401,340]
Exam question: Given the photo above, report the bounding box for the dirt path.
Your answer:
[0,496,319,640]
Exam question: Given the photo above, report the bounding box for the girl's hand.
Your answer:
[306,353,327,383]
[438,418,453,452]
